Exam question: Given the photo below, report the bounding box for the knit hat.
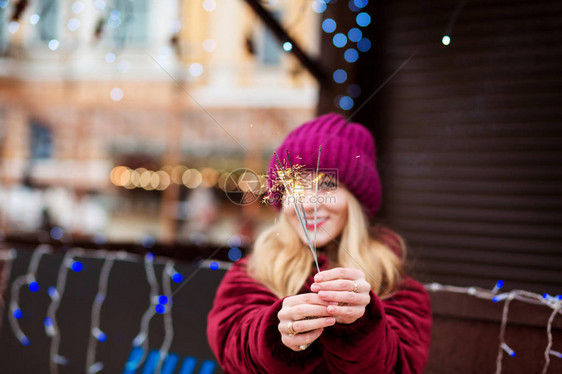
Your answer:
[267,112,382,219]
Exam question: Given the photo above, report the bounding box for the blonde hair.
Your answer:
[248,190,406,299]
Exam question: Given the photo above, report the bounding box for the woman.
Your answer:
[207,113,432,373]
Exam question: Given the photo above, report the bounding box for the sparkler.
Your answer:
[266,147,324,273]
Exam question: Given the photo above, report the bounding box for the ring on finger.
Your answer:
[287,321,296,337]
[352,279,359,293]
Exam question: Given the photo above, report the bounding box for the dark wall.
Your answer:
[355,0,562,294]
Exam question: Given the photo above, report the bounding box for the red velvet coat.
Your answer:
[207,253,432,373]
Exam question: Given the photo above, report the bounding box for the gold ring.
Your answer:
[287,321,296,336]
[353,280,359,293]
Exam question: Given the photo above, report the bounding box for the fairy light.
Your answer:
[154,261,175,374]
[282,42,293,52]
[86,252,116,374]
[47,251,76,373]
[442,35,451,45]
[8,245,50,346]
[127,252,161,371]
[29,14,40,25]
[426,282,562,374]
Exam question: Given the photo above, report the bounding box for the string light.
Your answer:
[86,252,116,374]
[8,245,50,346]
[442,35,451,45]
[127,252,161,371]
[426,282,562,374]
[282,42,293,52]
[154,261,175,374]
[46,251,76,373]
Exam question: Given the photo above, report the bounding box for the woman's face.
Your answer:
[283,183,349,248]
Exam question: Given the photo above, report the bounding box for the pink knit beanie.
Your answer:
[267,112,382,219]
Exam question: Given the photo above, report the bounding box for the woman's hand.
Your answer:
[311,267,371,325]
[277,293,336,351]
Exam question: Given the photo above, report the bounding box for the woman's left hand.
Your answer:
[310,267,371,325]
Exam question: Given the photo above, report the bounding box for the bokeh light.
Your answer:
[344,48,359,63]
[333,69,347,83]
[357,38,371,52]
[322,19,337,33]
[442,35,451,45]
[333,33,347,48]
[356,12,371,27]
[339,96,354,110]
[348,28,362,42]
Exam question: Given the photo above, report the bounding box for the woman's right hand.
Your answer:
[277,293,336,351]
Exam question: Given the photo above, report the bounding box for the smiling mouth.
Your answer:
[306,218,327,230]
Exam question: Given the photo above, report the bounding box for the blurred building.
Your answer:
[0,0,323,246]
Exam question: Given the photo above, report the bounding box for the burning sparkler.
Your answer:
[264,146,323,273]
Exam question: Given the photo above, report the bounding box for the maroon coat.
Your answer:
[207,253,432,373]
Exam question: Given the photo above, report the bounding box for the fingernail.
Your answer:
[310,284,320,292]
[315,275,323,282]
[326,318,336,324]
[318,291,327,298]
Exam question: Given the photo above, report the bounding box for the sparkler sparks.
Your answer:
[264,147,324,272]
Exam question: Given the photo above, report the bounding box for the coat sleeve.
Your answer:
[319,277,432,374]
[206,259,323,374]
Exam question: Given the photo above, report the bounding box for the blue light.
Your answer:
[172,272,183,283]
[145,252,155,262]
[71,261,83,272]
[492,296,499,302]
[29,281,39,292]
[48,287,57,298]
[348,84,361,98]
[557,295,562,300]
[354,0,368,8]
[332,33,347,48]
[20,336,30,346]
[0,1,9,9]
[322,18,337,33]
[356,12,371,27]
[210,261,219,271]
[158,295,168,305]
[333,69,347,83]
[312,0,327,13]
[344,48,359,63]
[348,0,360,12]
[228,247,242,262]
[543,293,550,299]
[14,309,23,319]
[155,304,165,314]
[357,38,371,52]
[44,317,53,327]
[339,96,354,110]
[282,42,293,52]
[97,332,107,342]
[142,236,155,249]
[348,28,362,42]
[510,351,516,357]
[495,280,504,289]
[50,227,63,240]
